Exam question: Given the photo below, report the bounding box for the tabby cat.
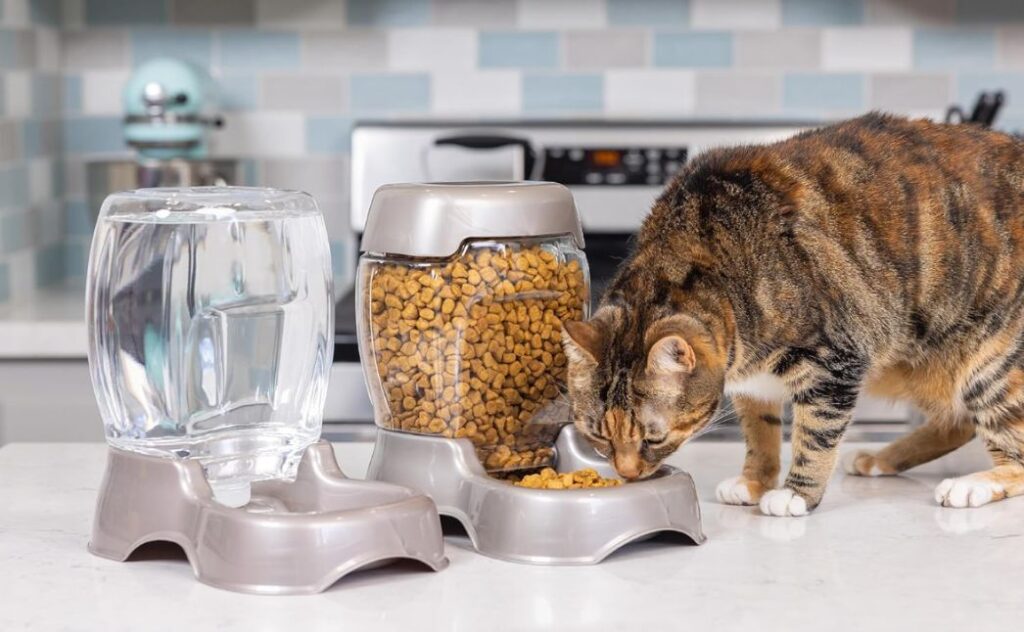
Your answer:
[563,113,1024,516]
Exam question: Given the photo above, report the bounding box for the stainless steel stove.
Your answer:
[324,119,917,441]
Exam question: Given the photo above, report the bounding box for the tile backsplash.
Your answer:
[3,0,1024,303]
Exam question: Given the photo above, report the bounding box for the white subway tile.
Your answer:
[692,0,780,30]
[6,249,36,302]
[432,70,520,114]
[34,28,60,71]
[605,69,696,115]
[81,71,129,115]
[210,112,305,158]
[517,0,606,28]
[823,28,912,71]
[4,71,31,117]
[997,28,1024,69]
[61,30,129,69]
[388,28,477,71]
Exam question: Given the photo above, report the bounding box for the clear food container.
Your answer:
[86,187,334,500]
[356,182,589,472]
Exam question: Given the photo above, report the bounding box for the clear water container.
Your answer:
[86,187,334,502]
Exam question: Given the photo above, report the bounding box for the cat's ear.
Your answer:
[646,334,696,376]
[563,320,606,364]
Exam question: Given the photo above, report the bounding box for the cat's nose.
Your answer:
[614,455,642,480]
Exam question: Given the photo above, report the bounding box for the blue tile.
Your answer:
[958,73,1024,117]
[0,31,16,69]
[1,212,29,255]
[63,117,125,154]
[654,32,733,67]
[0,166,29,210]
[913,28,995,70]
[132,29,213,67]
[32,75,61,117]
[306,117,354,153]
[784,73,864,109]
[31,0,62,26]
[330,241,347,277]
[64,241,89,280]
[607,0,689,26]
[65,200,94,237]
[240,159,259,185]
[215,75,257,110]
[35,242,65,287]
[22,119,55,159]
[0,262,9,303]
[85,0,167,25]
[347,0,430,26]
[955,0,1024,23]
[350,74,429,112]
[64,76,83,114]
[479,32,559,69]
[219,31,300,69]
[523,74,603,112]
[782,0,863,26]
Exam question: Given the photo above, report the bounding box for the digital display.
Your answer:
[590,150,621,167]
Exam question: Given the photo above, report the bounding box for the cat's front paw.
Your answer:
[934,475,1005,508]
[842,450,896,477]
[759,488,809,517]
[715,475,766,506]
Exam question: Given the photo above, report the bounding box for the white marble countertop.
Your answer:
[2,439,1021,631]
[0,286,87,359]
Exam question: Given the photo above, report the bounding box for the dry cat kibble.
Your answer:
[513,468,623,489]
[365,243,587,471]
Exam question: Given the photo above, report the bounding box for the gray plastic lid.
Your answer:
[360,181,585,258]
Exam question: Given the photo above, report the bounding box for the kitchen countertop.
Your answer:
[1,439,1021,631]
[0,286,87,359]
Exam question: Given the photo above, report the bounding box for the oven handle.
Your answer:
[433,134,538,180]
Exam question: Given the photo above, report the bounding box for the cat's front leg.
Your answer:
[716,395,782,506]
[760,348,866,517]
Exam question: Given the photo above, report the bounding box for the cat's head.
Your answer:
[562,306,725,480]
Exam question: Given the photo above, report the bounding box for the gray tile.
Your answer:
[997,28,1024,69]
[302,31,387,70]
[261,75,346,111]
[260,157,349,212]
[735,30,821,69]
[4,30,38,70]
[432,0,516,27]
[869,73,950,111]
[256,0,346,29]
[696,71,782,114]
[564,30,647,69]
[0,122,22,163]
[60,30,128,69]
[865,0,953,25]
[171,0,255,25]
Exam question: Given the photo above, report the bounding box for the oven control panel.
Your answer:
[540,146,688,186]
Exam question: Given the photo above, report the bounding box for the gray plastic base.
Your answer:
[367,425,706,565]
[89,440,448,594]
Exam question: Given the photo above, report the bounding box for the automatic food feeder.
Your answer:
[358,182,706,564]
[85,187,447,594]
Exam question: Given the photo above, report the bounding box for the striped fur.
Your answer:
[564,113,1024,514]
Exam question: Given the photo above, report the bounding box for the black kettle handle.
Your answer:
[433,134,537,179]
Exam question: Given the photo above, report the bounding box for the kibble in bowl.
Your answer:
[512,468,623,489]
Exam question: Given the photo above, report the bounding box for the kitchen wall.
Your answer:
[0,0,63,303]
[3,0,1024,302]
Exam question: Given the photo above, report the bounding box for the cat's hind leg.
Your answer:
[715,395,783,506]
[844,414,974,477]
[935,419,1024,508]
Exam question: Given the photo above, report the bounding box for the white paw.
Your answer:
[934,476,1004,508]
[842,451,891,477]
[759,488,808,517]
[715,476,756,506]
